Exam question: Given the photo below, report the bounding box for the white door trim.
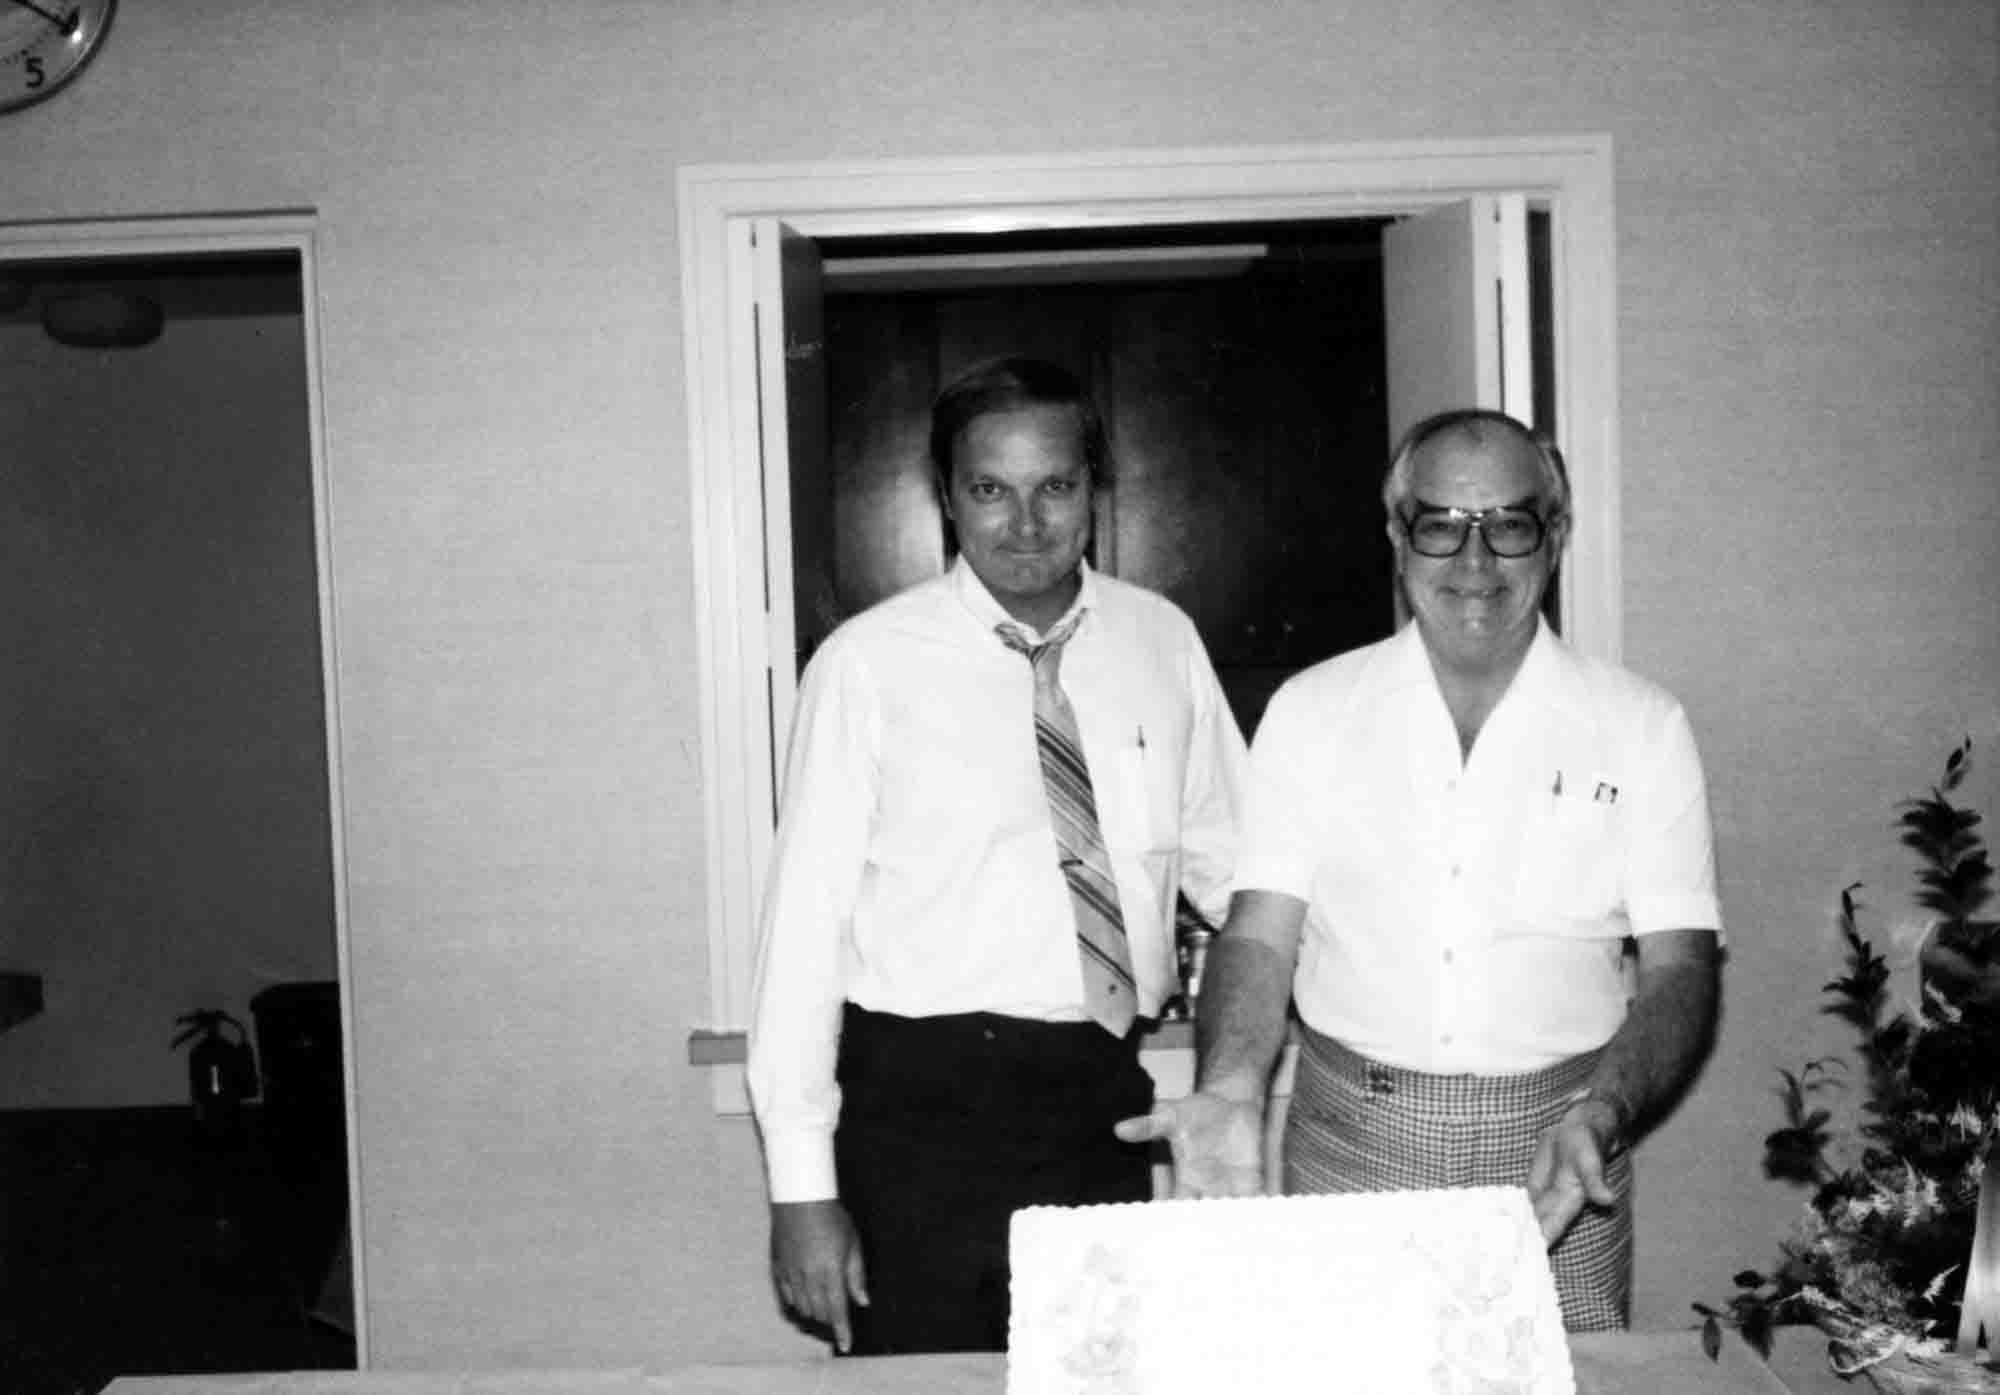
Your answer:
[677,136,1622,1081]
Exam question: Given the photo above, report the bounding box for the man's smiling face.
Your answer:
[1390,423,1564,676]
[942,403,1095,633]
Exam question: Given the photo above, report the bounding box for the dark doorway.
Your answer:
[0,248,352,1394]
[801,218,1397,737]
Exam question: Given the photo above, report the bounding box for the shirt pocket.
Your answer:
[1511,796,1623,932]
[1098,743,1175,853]
[1103,748,1176,948]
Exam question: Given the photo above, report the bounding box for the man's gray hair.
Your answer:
[1381,408,1571,526]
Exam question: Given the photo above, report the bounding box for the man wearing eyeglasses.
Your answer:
[1119,408,1723,1332]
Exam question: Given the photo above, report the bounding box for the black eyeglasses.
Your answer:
[1400,504,1549,559]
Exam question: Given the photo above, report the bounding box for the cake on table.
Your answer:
[1007,1187,1575,1395]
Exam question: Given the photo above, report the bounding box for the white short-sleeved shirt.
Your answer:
[1235,619,1722,1074]
[748,560,1247,1201]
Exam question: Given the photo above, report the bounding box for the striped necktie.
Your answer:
[998,615,1137,1037]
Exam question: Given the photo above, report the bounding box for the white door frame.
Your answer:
[677,136,1622,1074]
[0,211,367,1361]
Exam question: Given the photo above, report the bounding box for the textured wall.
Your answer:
[2,0,1993,1369]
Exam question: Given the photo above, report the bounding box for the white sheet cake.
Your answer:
[1007,1187,1576,1395]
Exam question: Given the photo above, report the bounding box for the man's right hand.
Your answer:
[770,1199,869,1352]
[1114,1090,1267,1198]
[1118,891,1303,1199]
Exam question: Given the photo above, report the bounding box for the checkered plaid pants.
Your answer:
[1282,1024,1632,1332]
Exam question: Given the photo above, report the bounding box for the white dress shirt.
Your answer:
[748,560,1247,1202]
[1235,619,1723,1075]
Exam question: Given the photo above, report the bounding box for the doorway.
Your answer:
[808,217,1399,737]
[676,136,1623,1081]
[0,216,361,1385]
[802,204,1561,733]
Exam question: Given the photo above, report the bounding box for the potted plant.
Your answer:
[1698,741,1999,1392]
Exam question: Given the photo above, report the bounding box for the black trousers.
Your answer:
[833,1003,1155,1355]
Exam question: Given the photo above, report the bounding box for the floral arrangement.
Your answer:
[1697,740,2000,1390]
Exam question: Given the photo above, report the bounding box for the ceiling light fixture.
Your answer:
[40,288,165,349]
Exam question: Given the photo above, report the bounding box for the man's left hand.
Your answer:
[1525,1097,1619,1246]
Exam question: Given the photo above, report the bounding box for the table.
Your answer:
[102,1330,1802,1394]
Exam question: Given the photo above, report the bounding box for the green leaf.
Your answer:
[1697,741,1992,1353]
[1763,1128,1829,1184]
[1741,1307,1774,1359]
[1943,737,1971,789]
[1840,882,1865,921]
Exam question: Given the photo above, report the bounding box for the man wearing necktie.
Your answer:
[746,357,1246,1355]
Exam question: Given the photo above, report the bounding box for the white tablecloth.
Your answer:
[102,1330,1804,1395]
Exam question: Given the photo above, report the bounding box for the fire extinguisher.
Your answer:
[173,1008,258,1147]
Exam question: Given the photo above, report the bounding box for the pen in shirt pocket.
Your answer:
[1136,724,1147,752]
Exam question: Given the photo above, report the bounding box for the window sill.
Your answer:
[688,1017,1298,1117]
[689,1016,1193,1065]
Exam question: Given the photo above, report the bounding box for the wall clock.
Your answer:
[1,0,117,115]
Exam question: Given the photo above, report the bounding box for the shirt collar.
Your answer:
[950,555,1097,645]
[1384,615,1589,720]
[1377,619,1441,693]
[1501,617,1591,721]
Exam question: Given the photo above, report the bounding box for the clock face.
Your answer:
[1,0,118,115]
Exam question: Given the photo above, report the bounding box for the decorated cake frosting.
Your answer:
[1007,1187,1575,1395]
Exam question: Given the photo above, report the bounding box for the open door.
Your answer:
[707,217,829,1111]
[0,214,362,1371]
[1381,194,1534,439]
[1381,194,1558,627]
[744,217,828,808]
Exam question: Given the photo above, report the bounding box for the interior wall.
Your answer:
[2,0,1992,1368]
[0,305,336,1108]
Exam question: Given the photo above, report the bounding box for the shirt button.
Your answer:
[1442,949,1455,964]
[1439,1033,1454,1046]
[1450,864,1462,879]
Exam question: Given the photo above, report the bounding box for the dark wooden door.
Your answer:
[812,246,1394,736]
